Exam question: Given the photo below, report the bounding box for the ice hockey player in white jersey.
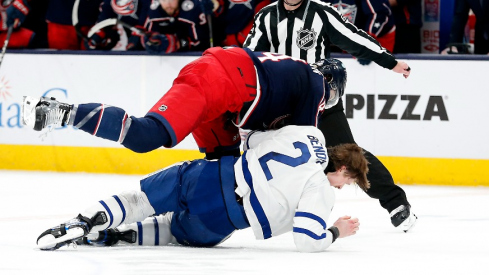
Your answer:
[36,126,369,252]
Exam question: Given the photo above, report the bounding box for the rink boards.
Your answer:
[1,52,488,186]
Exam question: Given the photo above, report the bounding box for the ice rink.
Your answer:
[1,170,488,275]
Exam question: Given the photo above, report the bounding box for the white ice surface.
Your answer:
[0,170,488,275]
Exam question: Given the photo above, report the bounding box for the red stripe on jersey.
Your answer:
[93,104,105,136]
[118,113,128,143]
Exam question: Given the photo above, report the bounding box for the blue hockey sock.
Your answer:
[73,103,128,142]
[73,103,171,152]
[121,116,171,153]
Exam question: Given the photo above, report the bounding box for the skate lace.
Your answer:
[45,108,66,128]
[38,108,67,141]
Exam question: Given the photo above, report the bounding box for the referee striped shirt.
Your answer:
[243,0,397,69]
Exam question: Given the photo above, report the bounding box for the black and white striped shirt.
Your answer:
[243,0,397,68]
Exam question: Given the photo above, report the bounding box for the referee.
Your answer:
[244,0,416,231]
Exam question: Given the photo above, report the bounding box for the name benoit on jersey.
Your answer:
[307,135,327,165]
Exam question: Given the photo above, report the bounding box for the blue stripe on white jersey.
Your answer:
[258,142,311,181]
[242,151,273,239]
[295,212,326,228]
[293,211,327,240]
[235,126,335,251]
[292,227,326,240]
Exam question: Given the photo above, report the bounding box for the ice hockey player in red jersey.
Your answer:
[22,46,345,159]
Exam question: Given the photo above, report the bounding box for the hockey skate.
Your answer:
[78,228,137,246]
[36,212,107,250]
[22,96,72,131]
[390,205,418,232]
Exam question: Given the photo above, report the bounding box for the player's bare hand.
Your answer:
[333,215,360,238]
[392,61,411,79]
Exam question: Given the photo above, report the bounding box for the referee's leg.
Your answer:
[318,99,410,213]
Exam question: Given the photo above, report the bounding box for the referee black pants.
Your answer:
[318,98,409,213]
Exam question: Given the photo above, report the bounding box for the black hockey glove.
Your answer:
[86,28,119,50]
[144,33,178,54]
[6,0,30,28]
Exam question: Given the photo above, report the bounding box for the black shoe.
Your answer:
[390,205,418,232]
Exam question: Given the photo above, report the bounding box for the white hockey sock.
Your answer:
[116,213,177,246]
[81,190,156,233]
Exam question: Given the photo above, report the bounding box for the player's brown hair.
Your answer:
[328,144,370,191]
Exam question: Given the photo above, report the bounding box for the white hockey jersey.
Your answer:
[234,125,336,252]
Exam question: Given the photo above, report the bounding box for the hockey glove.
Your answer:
[6,0,30,28]
[126,25,147,51]
[86,29,119,50]
[144,33,178,54]
[127,35,143,51]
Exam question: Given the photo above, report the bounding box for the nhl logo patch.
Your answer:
[158,105,168,112]
[296,28,317,50]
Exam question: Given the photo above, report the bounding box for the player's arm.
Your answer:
[321,4,397,69]
[292,173,336,252]
[322,4,410,78]
[292,170,361,252]
[243,10,271,51]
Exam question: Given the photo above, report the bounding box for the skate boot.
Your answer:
[36,211,107,250]
[22,96,72,131]
[390,205,418,232]
[78,228,137,246]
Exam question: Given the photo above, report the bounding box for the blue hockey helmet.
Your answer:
[311,59,347,108]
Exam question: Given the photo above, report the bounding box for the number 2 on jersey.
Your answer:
[258,141,311,181]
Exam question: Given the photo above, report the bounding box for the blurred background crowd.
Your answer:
[1,0,488,55]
